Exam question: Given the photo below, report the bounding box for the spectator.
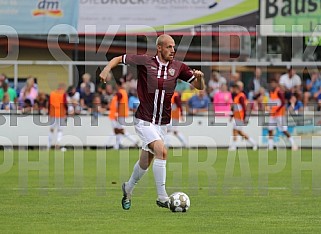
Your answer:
[247,67,267,100]
[303,70,321,107]
[213,83,232,116]
[0,81,17,103]
[128,90,140,113]
[34,92,49,115]
[181,84,198,105]
[99,83,114,110]
[228,72,241,91]
[80,84,94,112]
[92,94,104,118]
[80,73,95,94]
[187,89,210,115]
[253,87,269,112]
[288,93,304,114]
[19,77,38,108]
[208,71,226,101]
[279,67,302,100]
[124,73,137,97]
[1,93,15,110]
[22,99,33,114]
[66,86,80,115]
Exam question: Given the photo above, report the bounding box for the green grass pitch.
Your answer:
[0,149,321,233]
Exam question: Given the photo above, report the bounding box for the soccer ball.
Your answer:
[169,192,190,212]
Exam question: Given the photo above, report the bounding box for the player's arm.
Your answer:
[239,96,247,120]
[275,90,285,113]
[99,56,123,83]
[191,70,205,90]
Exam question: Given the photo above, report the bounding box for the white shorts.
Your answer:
[268,116,288,132]
[111,117,126,129]
[134,118,167,154]
[50,117,66,131]
[167,119,179,132]
[232,119,245,131]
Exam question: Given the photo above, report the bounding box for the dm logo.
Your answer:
[209,0,221,9]
[32,0,63,17]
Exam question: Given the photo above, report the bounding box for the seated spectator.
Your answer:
[22,99,33,114]
[34,92,49,115]
[1,93,15,110]
[99,84,114,110]
[303,70,321,107]
[80,84,94,112]
[246,67,267,100]
[66,86,81,115]
[208,71,226,101]
[19,77,38,108]
[187,89,210,115]
[288,93,303,114]
[279,66,302,100]
[181,84,198,105]
[92,94,104,118]
[0,81,17,103]
[213,83,232,116]
[80,73,95,94]
[253,87,269,112]
[128,90,140,113]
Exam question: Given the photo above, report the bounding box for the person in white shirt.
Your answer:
[279,67,302,100]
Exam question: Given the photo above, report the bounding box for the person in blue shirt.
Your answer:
[288,93,304,114]
[128,91,140,113]
[187,89,210,115]
[303,71,321,107]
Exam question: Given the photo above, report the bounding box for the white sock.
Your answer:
[57,130,63,145]
[124,133,137,144]
[248,137,256,146]
[153,159,168,201]
[115,134,121,149]
[126,161,148,194]
[176,132,187,147]
[268,139,274,148]
[288,137,295,146]
[48,130,54,148]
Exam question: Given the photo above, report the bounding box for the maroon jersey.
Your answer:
[123,54,195,125]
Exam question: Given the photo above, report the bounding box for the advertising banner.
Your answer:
[0,0,79,34]
[260,0,321,36]
[78,0,258,35]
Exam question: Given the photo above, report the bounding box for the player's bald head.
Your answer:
[156,34,174,46]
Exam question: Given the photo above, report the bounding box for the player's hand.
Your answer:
[99,67,111,83]
[193,69,204,79]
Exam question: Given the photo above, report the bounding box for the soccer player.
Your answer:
[108,77,139,149]
[229,82,257,151]
[100,34,204,210]
[48,83,67,151]
[166,91,188,147]
[268,79,298,150]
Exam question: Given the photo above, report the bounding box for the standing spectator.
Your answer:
[48,83,67,151]
[19,77,38,108]
[208,71,226,101]
[303,70,321,107]
[247,67,267,100]
[80,84,94,112]
[279,66,302,100]
[187,89,210,115]
[34,92,48,115]
[108,78,138,149]
[1,93,15,110]
[80,73,95,94]
[213,83,232,116]
[66,86,80,115]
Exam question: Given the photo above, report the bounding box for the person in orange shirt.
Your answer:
[48,83,67,151]
[166,91,187,147]
[229,82,257,151]
[109,77,139,149]
[268,79,297,150]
